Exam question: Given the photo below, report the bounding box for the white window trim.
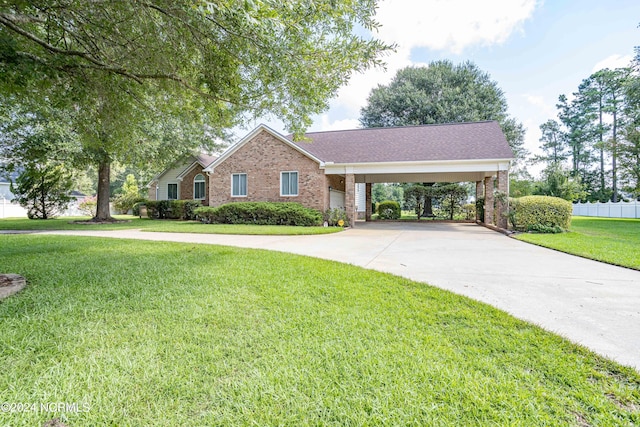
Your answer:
[231,173,247,197]
[280,171,299,197]
[167,182,179,200]
[193,174,206,200]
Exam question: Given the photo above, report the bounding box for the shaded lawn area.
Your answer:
[514,216,640,270]
[0,216,343,235]
[1,235,639,426]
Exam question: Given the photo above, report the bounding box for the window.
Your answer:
[281,171,298,196]
[232,173,247,197]
[167,183,178,200]
[193,174,206,200]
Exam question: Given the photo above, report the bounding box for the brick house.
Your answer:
[148,153,217,206]
[150,121,514,227]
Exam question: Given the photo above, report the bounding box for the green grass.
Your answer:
[1,235,638,426]
[514,216,640,270]
[0,216,342,235]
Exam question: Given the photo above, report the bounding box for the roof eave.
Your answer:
[203,124,323,173]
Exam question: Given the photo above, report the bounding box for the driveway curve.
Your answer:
[41,222,640,371]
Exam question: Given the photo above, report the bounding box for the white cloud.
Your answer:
[331,0,540,119]
[522,93,557,120]
[374,0,539,54]
[311,116,361,132]
[592,54,633,73]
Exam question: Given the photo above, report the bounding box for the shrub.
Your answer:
[510,195,572,232]
[377,200,401,220]
[78,195,97,217]
[475,197,484,222]
[113,174,143,213]
[114,194,146,214]
[195,202,322,226]
[11,163,73,219]
[323,208,349,227]
[462,203,476,220]
[132,200,148,217]
[146,200,202,220]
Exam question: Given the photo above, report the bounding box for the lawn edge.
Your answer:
[510,233,640,272]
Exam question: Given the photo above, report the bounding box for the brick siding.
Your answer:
[208,130,328,211]
[180,165,208,205]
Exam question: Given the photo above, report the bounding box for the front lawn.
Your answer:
[0,216,342,235]
[1,235,638,426]
[514,216,640,270]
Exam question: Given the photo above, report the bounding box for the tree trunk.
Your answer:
[40,174,47,219]
[95,159,113,221]
[599,106,605,196]
[612,110,618,203]
[422,183,434,217]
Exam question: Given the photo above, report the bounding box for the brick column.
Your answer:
[484,176,494,225]
[345,173,356,227]
[496,170,509,229]
[365,183,372,221]
[475,181,483,221]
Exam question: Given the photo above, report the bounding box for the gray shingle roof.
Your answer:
[288,121,513,164]
[196,153,217,168]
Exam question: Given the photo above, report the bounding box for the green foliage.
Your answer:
[475,197,485,222]
[360,60,527,163]
[323,208,350,227]
[10,163,73,219]
[1,1,390,219]
[78,195,97,217]
[0,216,342,235]
[515,217,640,270]
[509,177,534,198]
[438,183,469,220]
[510,196,573,232]
[372,183,404,206]
[113,174,144,214]
[534,164,586,201]
[132,200,147,217]
[377,200,401,220]
[195,202,322,226]
[462,203,476,220]
[146,200,202,220]
[403,185,430,219]
[1,235,639,425]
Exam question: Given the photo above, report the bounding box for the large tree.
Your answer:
[578,68,630,202]
[360,61,527,162]
[556,94,598,196]
[360,60,525,217]
[535,119,568,166]
[1,1,389,220]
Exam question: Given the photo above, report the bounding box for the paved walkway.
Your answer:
[36,222,640,370]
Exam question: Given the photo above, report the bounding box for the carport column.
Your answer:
[484,176,494,225]
[365,183,372,221]
[475,181,483,221]
[345,173,356,227]
[496,170,509,229]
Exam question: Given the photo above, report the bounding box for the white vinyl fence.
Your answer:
[0,197,28,218]
[0,197,108,219]
[573,200,640,218]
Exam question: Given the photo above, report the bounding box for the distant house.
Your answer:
[149,121,514,227]
[0,167,20,200]
[0,169,27,218]
[148,153,217,205]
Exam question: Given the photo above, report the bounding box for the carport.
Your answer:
[294,121,514,227]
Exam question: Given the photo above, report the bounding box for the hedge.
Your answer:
[145,200,202,220]
[377,200,401,220]
[194,202,323,226]
[510,195,572,233]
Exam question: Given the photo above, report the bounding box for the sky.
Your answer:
[240,0,640,177]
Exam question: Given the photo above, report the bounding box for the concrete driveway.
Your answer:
[40,222,640,370]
